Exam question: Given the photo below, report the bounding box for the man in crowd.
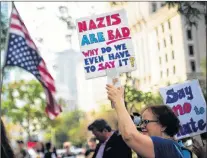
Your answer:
[88,119,132,158]
[15,140,30,158]
[85,137,97,158]
[62,142,75,158]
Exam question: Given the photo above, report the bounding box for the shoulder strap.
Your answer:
[173,144,184,158]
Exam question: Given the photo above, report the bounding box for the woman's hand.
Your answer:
[106,84,124,106]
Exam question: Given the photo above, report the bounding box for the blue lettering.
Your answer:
[198,119,206,131]
[166,89,178,104]
[178,89,185,99]
[108,54,115,60]
[97,32,105,42]
[184,86,193,100]
[177,118,206,137]
[81,35,90,46]
[89,34,98,44]
[85,66,90,73]
[114,44,122,50]
[84,58,90,65]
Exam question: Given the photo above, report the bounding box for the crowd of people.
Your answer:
[1,84,207,158]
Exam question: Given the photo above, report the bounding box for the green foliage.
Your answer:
[0,12,8,50]
[2,80,54,140]
[166,2,206,27]
[52,110,86,147]
[124,85,163,113]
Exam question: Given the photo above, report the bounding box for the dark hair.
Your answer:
[17,140,24,144]
[88,119,112,132]
[143,105,180,137]
[1,119,15,158]
[45,142,52,151]
[89,137,96,142]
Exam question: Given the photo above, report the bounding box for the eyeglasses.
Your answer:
[139,119,158,126]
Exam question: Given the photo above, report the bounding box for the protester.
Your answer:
[88,119,132,158]
[62,142,75,158]
[192,137,207,158]
[15,140,30,158]
[35,142,45,158]
[106,84,185,158]
[1,118,15,158]
[44,142,56,158]
[84,137,97,158]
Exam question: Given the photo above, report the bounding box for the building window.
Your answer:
[190,60,196,72]
[165,54,168,62]
[160,71,163,78]
[168,20,171,29]
[172,51,175,59]
[161,2,165,7]
[170,35,173,44]
[158,42,160,50]
[187,29,192,40]
[173,66,176,74]
[162,24,164,32]
[188,45,194,56]
[164,39,166,47]
[152,2,157,13]
[167,68,169,76]
[159,57,162,64]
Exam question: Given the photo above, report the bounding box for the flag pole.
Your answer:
[0,1,2,156]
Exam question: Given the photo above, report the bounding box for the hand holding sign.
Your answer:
[106,84,125,109]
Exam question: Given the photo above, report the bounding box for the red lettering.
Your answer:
[89,20,97,30]
[111,13,121,25]
[98,63,105,71]
[107,30,115,40]
[82,51,89,57]
[109,61,115,68]
[96,17,105,28]
[78,21,87,32]
[183,102,192,114]
[115,28,122,39]
[121,27,130,38]
[106,15,111,26]
[172,104,184,116]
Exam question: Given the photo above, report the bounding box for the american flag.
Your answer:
[4,3,62,119]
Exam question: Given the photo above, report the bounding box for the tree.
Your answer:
[0,12,8,50]
[2,79,55,141]
[49,110,87,147]
[166,2,207,27]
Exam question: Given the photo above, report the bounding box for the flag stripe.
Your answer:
[5,3,62,119]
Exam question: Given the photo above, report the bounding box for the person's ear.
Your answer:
[161,126,166,133]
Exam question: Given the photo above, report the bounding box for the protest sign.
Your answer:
[159,80,207,140]
[76,9,136,79]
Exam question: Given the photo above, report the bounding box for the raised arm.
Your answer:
[106,84,155,158]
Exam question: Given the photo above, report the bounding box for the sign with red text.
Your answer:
[76,9,136,79]
[159,80,207,140]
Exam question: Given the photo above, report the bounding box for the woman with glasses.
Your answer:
[106,85,183,158]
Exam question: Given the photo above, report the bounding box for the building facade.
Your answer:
[47,49,79,112]
[107,2,206,92]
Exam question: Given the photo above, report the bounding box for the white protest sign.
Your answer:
[159,80,207,140]
[76,9,136,79]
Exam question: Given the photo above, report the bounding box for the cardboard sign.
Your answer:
[159,80,207,140]
[76,9,136,79]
